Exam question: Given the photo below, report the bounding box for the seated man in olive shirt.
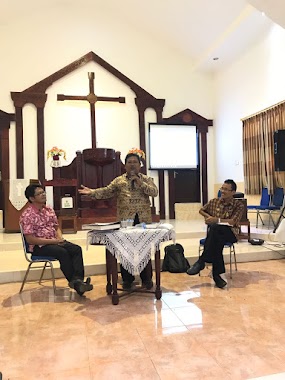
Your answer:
[187,179,244,288]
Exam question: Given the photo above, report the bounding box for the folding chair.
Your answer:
[198,238,237,279]
[247,187,271,228]
[256,187,284,228]
[19,225,59,294]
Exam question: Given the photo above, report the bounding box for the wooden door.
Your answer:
[174,169,200,203]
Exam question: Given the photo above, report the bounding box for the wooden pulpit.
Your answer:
[44,148,123,230]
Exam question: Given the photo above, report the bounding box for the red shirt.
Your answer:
[20,204,58,252]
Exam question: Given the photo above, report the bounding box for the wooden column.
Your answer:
[168,170,175,219]
[158,170,165,219]
[15,106,24,178]
[0,110,15,211]
[200,129,208,205]
[11,92,47,180]
[36,107,45,182]
[135,97,165,175]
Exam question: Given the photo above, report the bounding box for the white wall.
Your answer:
[0,4,214,216]
[214,24,285,189]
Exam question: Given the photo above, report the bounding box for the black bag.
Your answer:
[249,238,264,245]
[162,243,190,273]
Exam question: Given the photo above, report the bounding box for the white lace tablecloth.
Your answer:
[87,227,175,275]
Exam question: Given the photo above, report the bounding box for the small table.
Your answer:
[238,219,250,241]
[87,226,175,304]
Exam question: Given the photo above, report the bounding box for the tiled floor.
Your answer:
[0,220,285,379]
[0,261,285,379]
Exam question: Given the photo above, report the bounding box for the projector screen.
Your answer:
[148,123,198,169]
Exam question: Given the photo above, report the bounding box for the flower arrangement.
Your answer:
[47,146,66,167]
[47,146,66,160]
[128,147,146,160]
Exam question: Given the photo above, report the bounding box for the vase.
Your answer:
[50,155,61,168]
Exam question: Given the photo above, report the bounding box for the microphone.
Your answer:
[130,170,135,190]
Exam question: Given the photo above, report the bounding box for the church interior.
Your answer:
[1,0,285,379]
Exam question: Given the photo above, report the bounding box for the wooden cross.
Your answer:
[57,72,125,149]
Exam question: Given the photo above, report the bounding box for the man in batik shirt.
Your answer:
[20,184,93,296]
[79,152,158,290]
[187,179,244,288]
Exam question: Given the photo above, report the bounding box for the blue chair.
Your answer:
[19,225,59,294]
[198,238,237,279]
[247,187,271,228]
[256,187,284,228]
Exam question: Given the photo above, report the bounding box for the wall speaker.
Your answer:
[274,130,285,171]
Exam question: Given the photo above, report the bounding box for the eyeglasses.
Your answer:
[220,187,233,192]
[34,190,46,196]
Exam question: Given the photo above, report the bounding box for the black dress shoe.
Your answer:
[74,279,93,296]
[122,281,133,290]
[142,280,154,290]
[186,261,205,275]
[68,278,81,289]
[213,274,227,288]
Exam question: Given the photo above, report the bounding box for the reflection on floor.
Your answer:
[0,262,285,378]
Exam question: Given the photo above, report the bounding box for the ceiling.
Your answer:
[1,0,285,73]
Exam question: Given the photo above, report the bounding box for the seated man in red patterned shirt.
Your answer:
[187,179,244,288]
[20,184,93,296]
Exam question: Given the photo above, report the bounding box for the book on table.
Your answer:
[81,222,121,231]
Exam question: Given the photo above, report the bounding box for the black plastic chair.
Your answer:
[19,225,59,294]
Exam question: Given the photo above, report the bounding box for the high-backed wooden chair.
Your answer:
[44,148,123,229]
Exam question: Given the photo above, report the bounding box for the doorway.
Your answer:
[174,169,200,203]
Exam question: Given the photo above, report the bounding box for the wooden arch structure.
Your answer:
[1,51,213,230]
[10,51,166,183]
[159,108,213,218]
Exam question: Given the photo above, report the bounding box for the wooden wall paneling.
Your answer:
[0,110,15,212]
[37,107,45,183]
[158,170,165,219]
[15,106,24,178]
[168,170,175,219]
[200,128,208,205]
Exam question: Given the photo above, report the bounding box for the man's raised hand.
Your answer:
[78,185,92,195]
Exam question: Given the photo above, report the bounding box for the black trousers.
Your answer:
[120,213,153,284]
[199,224,237,275]
[120,260,153,284]
[33,241,84,282]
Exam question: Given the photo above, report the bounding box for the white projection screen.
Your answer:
[148,123,198,169]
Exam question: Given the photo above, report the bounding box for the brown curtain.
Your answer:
[243,103,285,195]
